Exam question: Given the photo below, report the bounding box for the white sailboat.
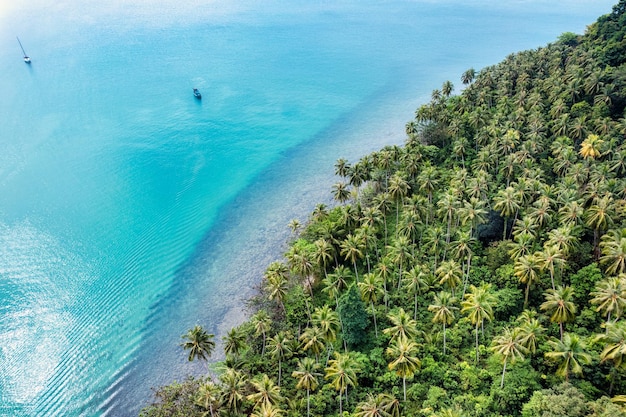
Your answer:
[17,37,31,64]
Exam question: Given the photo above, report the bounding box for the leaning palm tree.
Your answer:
[461,284,496,363]
[180,325,215,370]
[292,357,321,417]
[387,335,421,401]
[490,327,528,388]
[545,333,592,382]
[325,351,360,415]
[428,291,458,355]
[540,286,577,341]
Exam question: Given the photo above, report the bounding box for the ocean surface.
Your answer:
[0,1,615,416]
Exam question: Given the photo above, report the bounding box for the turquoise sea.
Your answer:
[0,1,616,416]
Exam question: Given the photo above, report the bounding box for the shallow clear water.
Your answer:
[0,1,615,415]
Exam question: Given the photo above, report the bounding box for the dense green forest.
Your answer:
[141,2,626,416]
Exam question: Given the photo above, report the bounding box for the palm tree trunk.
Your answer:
[353,261,359,283]
[443,322,447,355]
[475,323,480,363]
[403,376,407,401]
[307,389,310,417]
[414,293,418,321]
[524,282,530,309]
[339,390,343,415]
[371,301,378,338]
[500,357,508,388]
[278,359,282,386]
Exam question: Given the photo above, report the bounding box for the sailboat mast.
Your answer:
[17,37,27,56]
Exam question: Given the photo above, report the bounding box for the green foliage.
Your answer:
[489,362,541,416]
[521,382,589,417]
[146,4,626,416]
[338,285,369,349]
[139,377,204,417]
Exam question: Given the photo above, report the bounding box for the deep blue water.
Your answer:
[0,1,615,416]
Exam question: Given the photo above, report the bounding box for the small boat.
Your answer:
[17,37,31,64]
[193,88,202,99]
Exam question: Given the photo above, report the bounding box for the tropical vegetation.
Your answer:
[141,2,626,416]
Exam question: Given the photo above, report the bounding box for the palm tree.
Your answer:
[383,308,418,342]
[323,265,351,308]
[220,367,246,415]
[332,182,351,203]
[325,351,360,415]
[436,260,462,295]
[354,393,393,417]
[403,265,431,320]
[387,235,414,289]
[180,325,215,370]
[335,158,351,178]
[579,133,604,160]
[268,331,293,386]
[586,195,615,254]
[388,172,410,227]
[428,291,458,355]
[223,327,247,358]
[250,403,283,417]
[341,233,364,282]
[493,186,522,239]
[252,310,272,356]
[313,238,335,280]
[300,326,326,362]
[312,305,340,347]
[195,381,221,417]
[540,286,577,341]
[599,229,626,275]
[292,357,321,417]
[386,335,421,401]
[515,312,545,355]
[265,261,290,312]
[590,276,626,326]
[459,197,488,238]
[596,321,626,394]
[545,333,592,382]
[461,284,496,363]
[514,253,542,308]
[358,273,384,338]
[537,245,565,290]
[490,327,528,388]
[461,68,475,85]
[248,374,283,409]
